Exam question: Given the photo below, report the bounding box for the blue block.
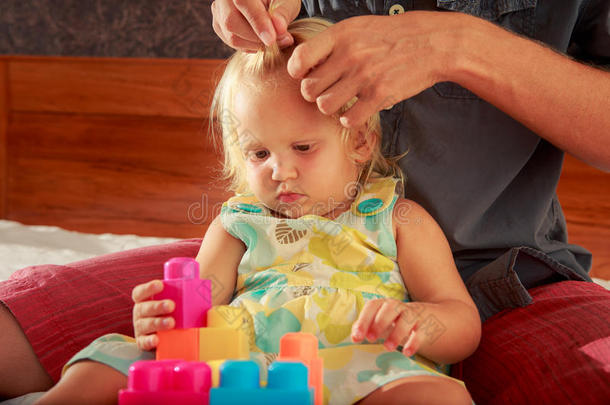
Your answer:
[210,360,313,405]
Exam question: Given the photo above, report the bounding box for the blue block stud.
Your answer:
[210,360,313,405]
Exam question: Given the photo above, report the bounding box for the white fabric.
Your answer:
[0,220,179,281]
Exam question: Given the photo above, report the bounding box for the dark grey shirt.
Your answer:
[298,0,610,320]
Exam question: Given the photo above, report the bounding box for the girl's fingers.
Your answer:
[134,316,175,337]
[368,300,402,342]
[351,299,384,342]
[132,280,164,303]
[133,299,175,320]
[401,329,419,357]
[136,334,159,351]
[384,308,417,352]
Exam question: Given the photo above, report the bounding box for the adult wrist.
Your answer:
[443,13,504,92]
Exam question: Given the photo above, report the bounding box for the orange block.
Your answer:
[279,332,323,405]
[156,328,199,361]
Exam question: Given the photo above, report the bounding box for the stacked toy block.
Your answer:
[119,360,212,405]
[279,332,324,405]
[120,333,322,405]
[210,359,312,404]
[152,257,248,362]
[118,257,324,404]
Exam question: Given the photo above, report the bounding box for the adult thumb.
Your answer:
[268,0,300,36]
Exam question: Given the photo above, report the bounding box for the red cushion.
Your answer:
[0,239,202,382]
[451,281,610,404]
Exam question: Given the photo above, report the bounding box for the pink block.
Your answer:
[154,257,212,329]
[119,360,212,405]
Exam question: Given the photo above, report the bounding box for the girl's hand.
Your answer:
[132,280,176,351]
[351,298,420,357]
[211,0,301,51]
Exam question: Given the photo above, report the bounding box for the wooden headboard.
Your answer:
[0,55,608,278]
[0,55,231,239]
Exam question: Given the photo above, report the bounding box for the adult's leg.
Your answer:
[0,238,202,398]
[356,375,472,405]
[0,304,53,398]
[452,280,610,404]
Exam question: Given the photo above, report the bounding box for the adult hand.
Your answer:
[211,0,302,51]
[287,11,464,128]
[132,280,176,351]
[351,298,423,357]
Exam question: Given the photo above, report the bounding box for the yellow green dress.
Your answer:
[65,177,465,404]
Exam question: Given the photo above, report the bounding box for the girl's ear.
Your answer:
[352,126,377,164]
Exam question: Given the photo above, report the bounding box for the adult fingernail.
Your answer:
[275,14,287,32]
[278,35,292,47]
[260,31,273,47]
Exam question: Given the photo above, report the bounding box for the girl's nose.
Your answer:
[271,159,297,181]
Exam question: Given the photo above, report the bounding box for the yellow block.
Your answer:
[198,327,249,362]
[206,359,225,387]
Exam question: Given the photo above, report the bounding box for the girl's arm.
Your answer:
[352,199,481,364]
[195,215,245,306]
[133,214,244,350]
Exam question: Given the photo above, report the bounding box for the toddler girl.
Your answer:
[35,16,480,405]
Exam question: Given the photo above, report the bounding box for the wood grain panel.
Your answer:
[7,112,231,237]
[0,61,7,218]
[6,56,226,119]
[557,154,610,279]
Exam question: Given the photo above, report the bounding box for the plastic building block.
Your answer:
[279,332,323,405]
[156,306,249,362]
[198,319,249,362]
[210,360,313,405]
[153,257,211,329]
[119,360,211,405]
[156,328,199,361]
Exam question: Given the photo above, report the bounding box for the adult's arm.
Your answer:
[449,13,610,171]
[286,9,610,171]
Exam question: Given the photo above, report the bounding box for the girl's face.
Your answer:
[233,73,362,219]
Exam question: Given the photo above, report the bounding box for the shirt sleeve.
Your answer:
[567,0,610,67]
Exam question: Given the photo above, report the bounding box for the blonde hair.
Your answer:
[209,14,404,195]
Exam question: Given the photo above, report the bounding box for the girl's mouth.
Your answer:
[277,193,304,203]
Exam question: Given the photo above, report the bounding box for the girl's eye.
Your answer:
[294,144,311,152]
[252,150,269,160]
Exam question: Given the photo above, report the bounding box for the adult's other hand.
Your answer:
[211,0,301,52]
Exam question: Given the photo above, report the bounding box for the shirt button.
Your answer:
[389,4,405,15]
[357,198,384,214]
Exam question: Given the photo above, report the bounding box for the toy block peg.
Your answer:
[210,360,313,405]
[279,332,323,405]
[154,257,211,329]
[119,360,211,405]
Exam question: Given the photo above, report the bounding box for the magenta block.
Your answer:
[119,360,212,405]
[154,257,211,329]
